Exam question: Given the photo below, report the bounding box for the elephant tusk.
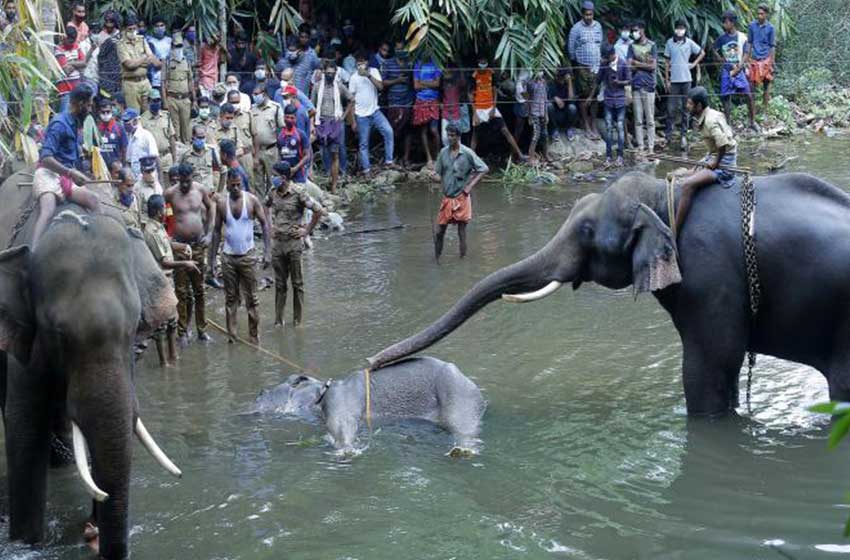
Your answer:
[135,419,183,478]
[71,422,109,502]
[502,281,563,303]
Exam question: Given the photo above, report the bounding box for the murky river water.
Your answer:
[3,135,850,559]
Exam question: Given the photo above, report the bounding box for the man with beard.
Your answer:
[32,84,101,245]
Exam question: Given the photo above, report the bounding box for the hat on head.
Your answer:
[149,89,161,100]
[140,156,157,172]
[121,108,140,121]
[283,85,298,97]
[581,1,594,11]
[329,37,342,47]
[172,31,183,46]
[212,83,227,97]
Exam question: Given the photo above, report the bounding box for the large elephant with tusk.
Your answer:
[0,170,182,559]
[368,171,850,415]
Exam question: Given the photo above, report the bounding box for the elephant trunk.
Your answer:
[367,235,578,369]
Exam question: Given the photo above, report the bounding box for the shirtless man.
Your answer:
[165,162,215,344]
[210,169,270,343]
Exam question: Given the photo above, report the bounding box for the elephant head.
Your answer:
[254,374,326,420]
[368,172,681,369]
[0,211,180,559]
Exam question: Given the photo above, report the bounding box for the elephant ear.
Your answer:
[128,229,178,337]
[0,245,35,363]
[630,203,682,297]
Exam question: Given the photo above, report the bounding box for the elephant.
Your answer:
[367,171,850,415]
[0,170,182,559]
[254,357,487,453]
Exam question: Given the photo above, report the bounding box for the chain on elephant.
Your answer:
[741,174,761,410]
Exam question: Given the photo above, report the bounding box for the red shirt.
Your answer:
[54,42,85,95]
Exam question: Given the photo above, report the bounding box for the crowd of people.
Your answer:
[8,0,775,362]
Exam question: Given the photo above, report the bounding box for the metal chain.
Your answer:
[7,200,36,249]
[740,174,761,408]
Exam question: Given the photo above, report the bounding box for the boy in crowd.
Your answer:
[664,19,704,151]
[747,3,776,112]
[713,10,758,132]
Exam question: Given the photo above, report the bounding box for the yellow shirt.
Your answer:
[696,107,737,155]
[117,34,153,79]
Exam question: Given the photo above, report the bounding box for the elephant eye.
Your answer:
[294,375,309,385]
[580,222,594,241]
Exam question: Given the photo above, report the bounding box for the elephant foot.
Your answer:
[83,521,99,554]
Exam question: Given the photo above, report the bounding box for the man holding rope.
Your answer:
[673,86,739,234]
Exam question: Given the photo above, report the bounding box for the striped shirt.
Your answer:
[568,20,603,71]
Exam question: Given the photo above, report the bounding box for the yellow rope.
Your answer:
[206,318,316,374]
[364,368,372,430]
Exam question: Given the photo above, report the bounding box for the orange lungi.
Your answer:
[748,59,774,85]
[437,194,472,225]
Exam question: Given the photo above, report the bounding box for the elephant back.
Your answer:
[0,168,124,249]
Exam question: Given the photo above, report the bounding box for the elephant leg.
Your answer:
[5,355,51,543]
[680,330,746,416]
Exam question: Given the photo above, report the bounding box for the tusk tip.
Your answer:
[94,491,109,502]
[501,293,525,303]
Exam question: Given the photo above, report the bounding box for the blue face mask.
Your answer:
[149,101,162,113]
[185,30,196,43]
[192,138,205,151]
[119,191,134,206]
[272,177,283,188]
[153,26,166,39]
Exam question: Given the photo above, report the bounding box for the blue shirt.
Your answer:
[413,61,441,102]
[630,40,657,92]
[383,57,414,108]
[40,110,81,169]
[747,21,775,60]
[568,20,603,70]
[714,31,748,70]
[664,37,702,84]
[277,48,321,94]
[598,58,631,108]
[277,127,310,183]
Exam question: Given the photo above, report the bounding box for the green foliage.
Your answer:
[781,0,850,86]
[808,401,850,536]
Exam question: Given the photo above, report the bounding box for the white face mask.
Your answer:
[675,29,686,38]
[172,48,184,61]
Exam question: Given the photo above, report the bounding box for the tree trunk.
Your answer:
[219,0,228,78]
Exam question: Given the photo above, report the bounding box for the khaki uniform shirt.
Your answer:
[141,111,175,155]
[117,34,153,79]
[265,185,323,252]
[233,110,254,149]
[165,58,192,95]
[180,147,219,192]
[144,219,175,276]
[208,121,248,158]
[696,107,738,156]
[116,191,144,229]
[251,101,285,149]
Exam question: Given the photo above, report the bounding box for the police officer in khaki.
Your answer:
[209,103,250,191]
[164,32,194,144]
[226,89,255,185]
[117,13,159,111]
[181,123,220,194]
[141,89,177,173]
[251,83,285,196]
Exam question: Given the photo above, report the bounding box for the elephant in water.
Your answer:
[368,172,850,415]
[254,357,486,454]
[0,170,182,559]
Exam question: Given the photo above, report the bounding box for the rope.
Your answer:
[205,317,317,374]
[364,368,372,430]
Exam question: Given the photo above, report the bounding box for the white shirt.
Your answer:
[134,177,163,208]
[222,91,251,113]
[348,68,382,118]
[127,126,158,175]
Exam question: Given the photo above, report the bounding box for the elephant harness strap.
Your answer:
[741,173,761,408]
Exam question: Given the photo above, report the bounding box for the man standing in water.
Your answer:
[211,169,270,344]
[265,161,325,328]
[433,124,489,260]
[165,163,215,344]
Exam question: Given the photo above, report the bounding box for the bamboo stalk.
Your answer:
[629,150,753,174]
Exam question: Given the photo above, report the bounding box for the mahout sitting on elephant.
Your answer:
[254,356,487,454]
[0,169,182,559]
[368,171,850,416]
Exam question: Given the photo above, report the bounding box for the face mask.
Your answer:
[153,26,165,39]
[220,120,232,129]
[675,29,686,38]
[185,31,196,43]
[227,83,239,92]
[192,138,205,151]
[149,101,161,113]
[478,62,487,69]
[100,112,112,122]
[172,48,184,61]
[324,73,334,83]
[271,177,283,188]
[119,191,134,206]
[198,107,210,118]
[631,31,641,41]
[136,29,145,36]
[253,94,265,105]
[609,56,618,69]
[620,30,629,40]
[255,69,266,81]
[288,51,299,62]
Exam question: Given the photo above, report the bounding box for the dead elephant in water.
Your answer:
[254,357,486,455]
